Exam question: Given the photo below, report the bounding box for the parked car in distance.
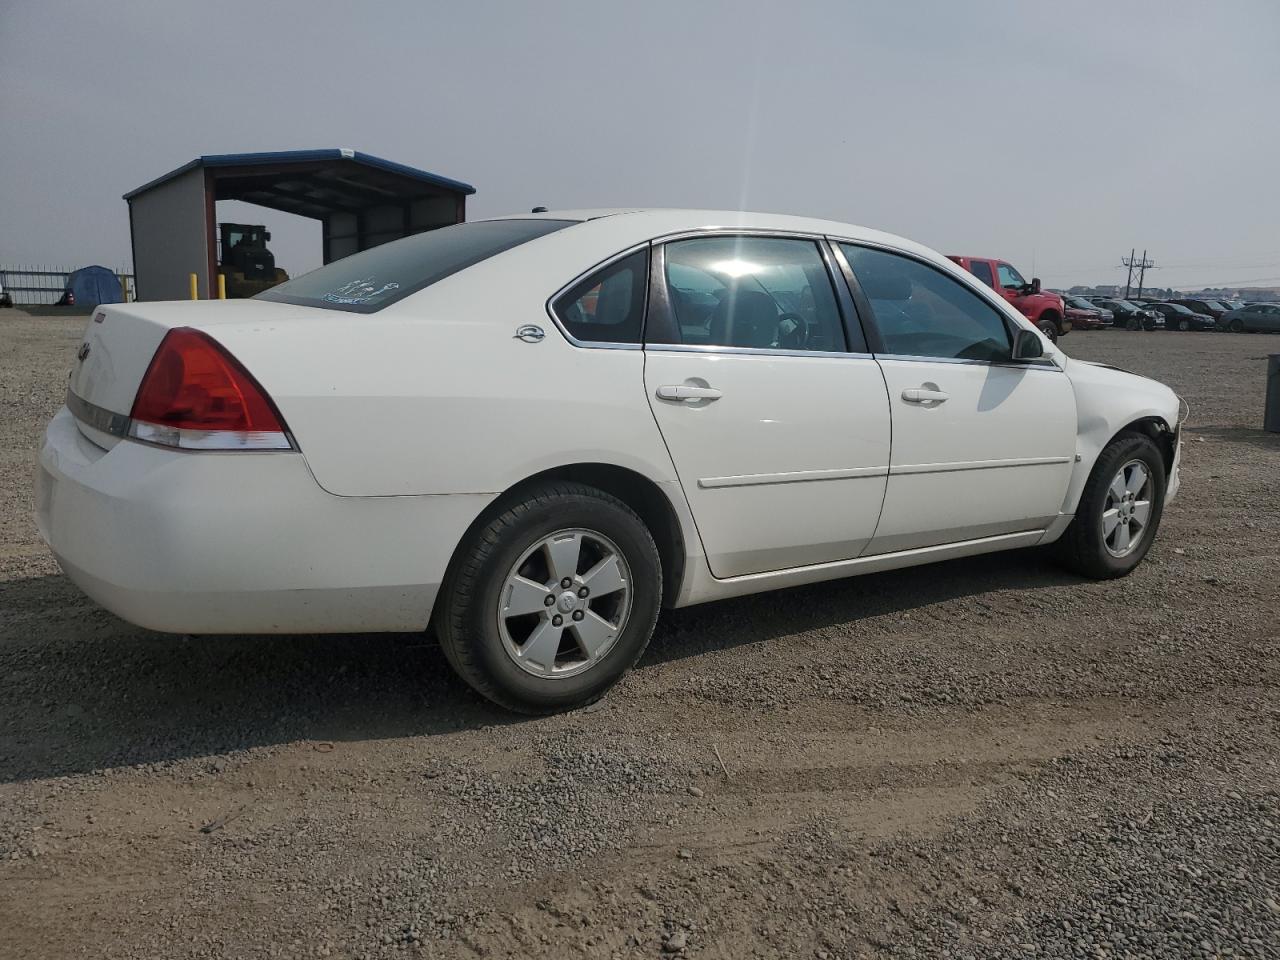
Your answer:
[1147,301,1217,331]
[1171,298,1230,321]
[947,256,1069,341]
[1088,297,1161,330]
[1218,301,1280,332]
[36,209,1183,713]
[1062,295,1111,329]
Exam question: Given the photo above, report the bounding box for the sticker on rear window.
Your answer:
[322,277,401,305]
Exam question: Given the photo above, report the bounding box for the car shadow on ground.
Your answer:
[0,549,1080,784]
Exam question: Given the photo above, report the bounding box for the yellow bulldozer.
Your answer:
[217,223,289,298]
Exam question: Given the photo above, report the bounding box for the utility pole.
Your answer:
[1122,249,1155,298]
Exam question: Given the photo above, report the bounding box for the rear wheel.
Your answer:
[436,482,661,713]
[1229,318,1244,332]
[1177,318,1191,331]
[1052,432,1166,579]
[1127,317,1142,331]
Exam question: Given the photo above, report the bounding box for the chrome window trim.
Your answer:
[647,343,875,361]
[648,226,834,244]
[874,353,1062,371]
[543,241,651,351]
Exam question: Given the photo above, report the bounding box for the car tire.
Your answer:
[436,482,662,714]
[1126,317,1141,331]
[1177,318,1191,331]
[1229,318,1244,332]
[1038,319,1058,342]
[1051,431,1167,580]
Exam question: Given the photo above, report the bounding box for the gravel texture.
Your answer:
[1,313,1277,959]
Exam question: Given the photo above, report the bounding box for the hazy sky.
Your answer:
[2,0,1278,291]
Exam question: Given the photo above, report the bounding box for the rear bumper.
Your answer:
[36,407,491,634]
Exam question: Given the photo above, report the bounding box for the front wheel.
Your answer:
[1177,318,1191,331]
[1051,431,1167,579]
[1038,319,1058,342]
[1229,318,1244,332]
[436,482,662,713]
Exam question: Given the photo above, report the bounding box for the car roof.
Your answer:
[478,207,934,254]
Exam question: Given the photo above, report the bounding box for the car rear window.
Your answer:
[257,218,576,313]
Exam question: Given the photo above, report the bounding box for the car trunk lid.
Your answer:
[66,299,333,448]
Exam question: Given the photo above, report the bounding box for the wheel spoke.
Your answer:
[580,553,627,597]
[1131,499,1152,527]
[1112,520,1131,554]
[519,620,563,670]
[1102,508,1121,536]
[502,575,552,618]
[1125,463,1148,496]
[543,533,582,583]
[570,610,617,659]
[1109,474,1127,503]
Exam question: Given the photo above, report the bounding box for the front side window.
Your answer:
[996,262,1026,290]
[659,236,847,352]
[258,218,575,313]
[841,244,1012,362]
[968,260,995,287]
[551,249,649,344]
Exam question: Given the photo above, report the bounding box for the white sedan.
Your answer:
[36,209,1182,712]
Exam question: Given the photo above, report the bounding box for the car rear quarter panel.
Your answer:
[205,235,680,499]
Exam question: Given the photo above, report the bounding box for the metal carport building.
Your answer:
[124,149,476,301]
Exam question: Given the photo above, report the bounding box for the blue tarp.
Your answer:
[65,266,122,308]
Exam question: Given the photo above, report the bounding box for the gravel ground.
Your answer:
[1,313,1277,959]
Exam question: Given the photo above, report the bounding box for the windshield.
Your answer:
[257,218,576,313]
[1203,300,1228,310]
[1065,296,1094,309]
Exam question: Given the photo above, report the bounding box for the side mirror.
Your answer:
[1012,328,1044,361]
[1029,277,1042,294]
[264,231,272,241]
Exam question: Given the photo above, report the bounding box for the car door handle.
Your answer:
[656,384,722,401]
[902,387,950,404]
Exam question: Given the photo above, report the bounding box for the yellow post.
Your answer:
[217,273,226,300]
[189,273,198,300]
[119,275,129,303]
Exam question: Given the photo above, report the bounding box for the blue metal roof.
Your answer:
[123,148,475,200]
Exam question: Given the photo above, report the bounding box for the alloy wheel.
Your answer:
[496,528,633,678]
[1101,460,1153,558]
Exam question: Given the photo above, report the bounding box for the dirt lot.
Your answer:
[1,313,1277,960]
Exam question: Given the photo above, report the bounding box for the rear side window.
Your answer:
[658,236,847,352]
[258,218,575,314]
[841,244,1012,362]
[552,249,649,344]
[968,260,995,287]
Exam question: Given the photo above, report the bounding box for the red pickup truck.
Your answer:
[948,256,1069,341]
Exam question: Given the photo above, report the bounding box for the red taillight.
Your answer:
[128,327,292,450]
